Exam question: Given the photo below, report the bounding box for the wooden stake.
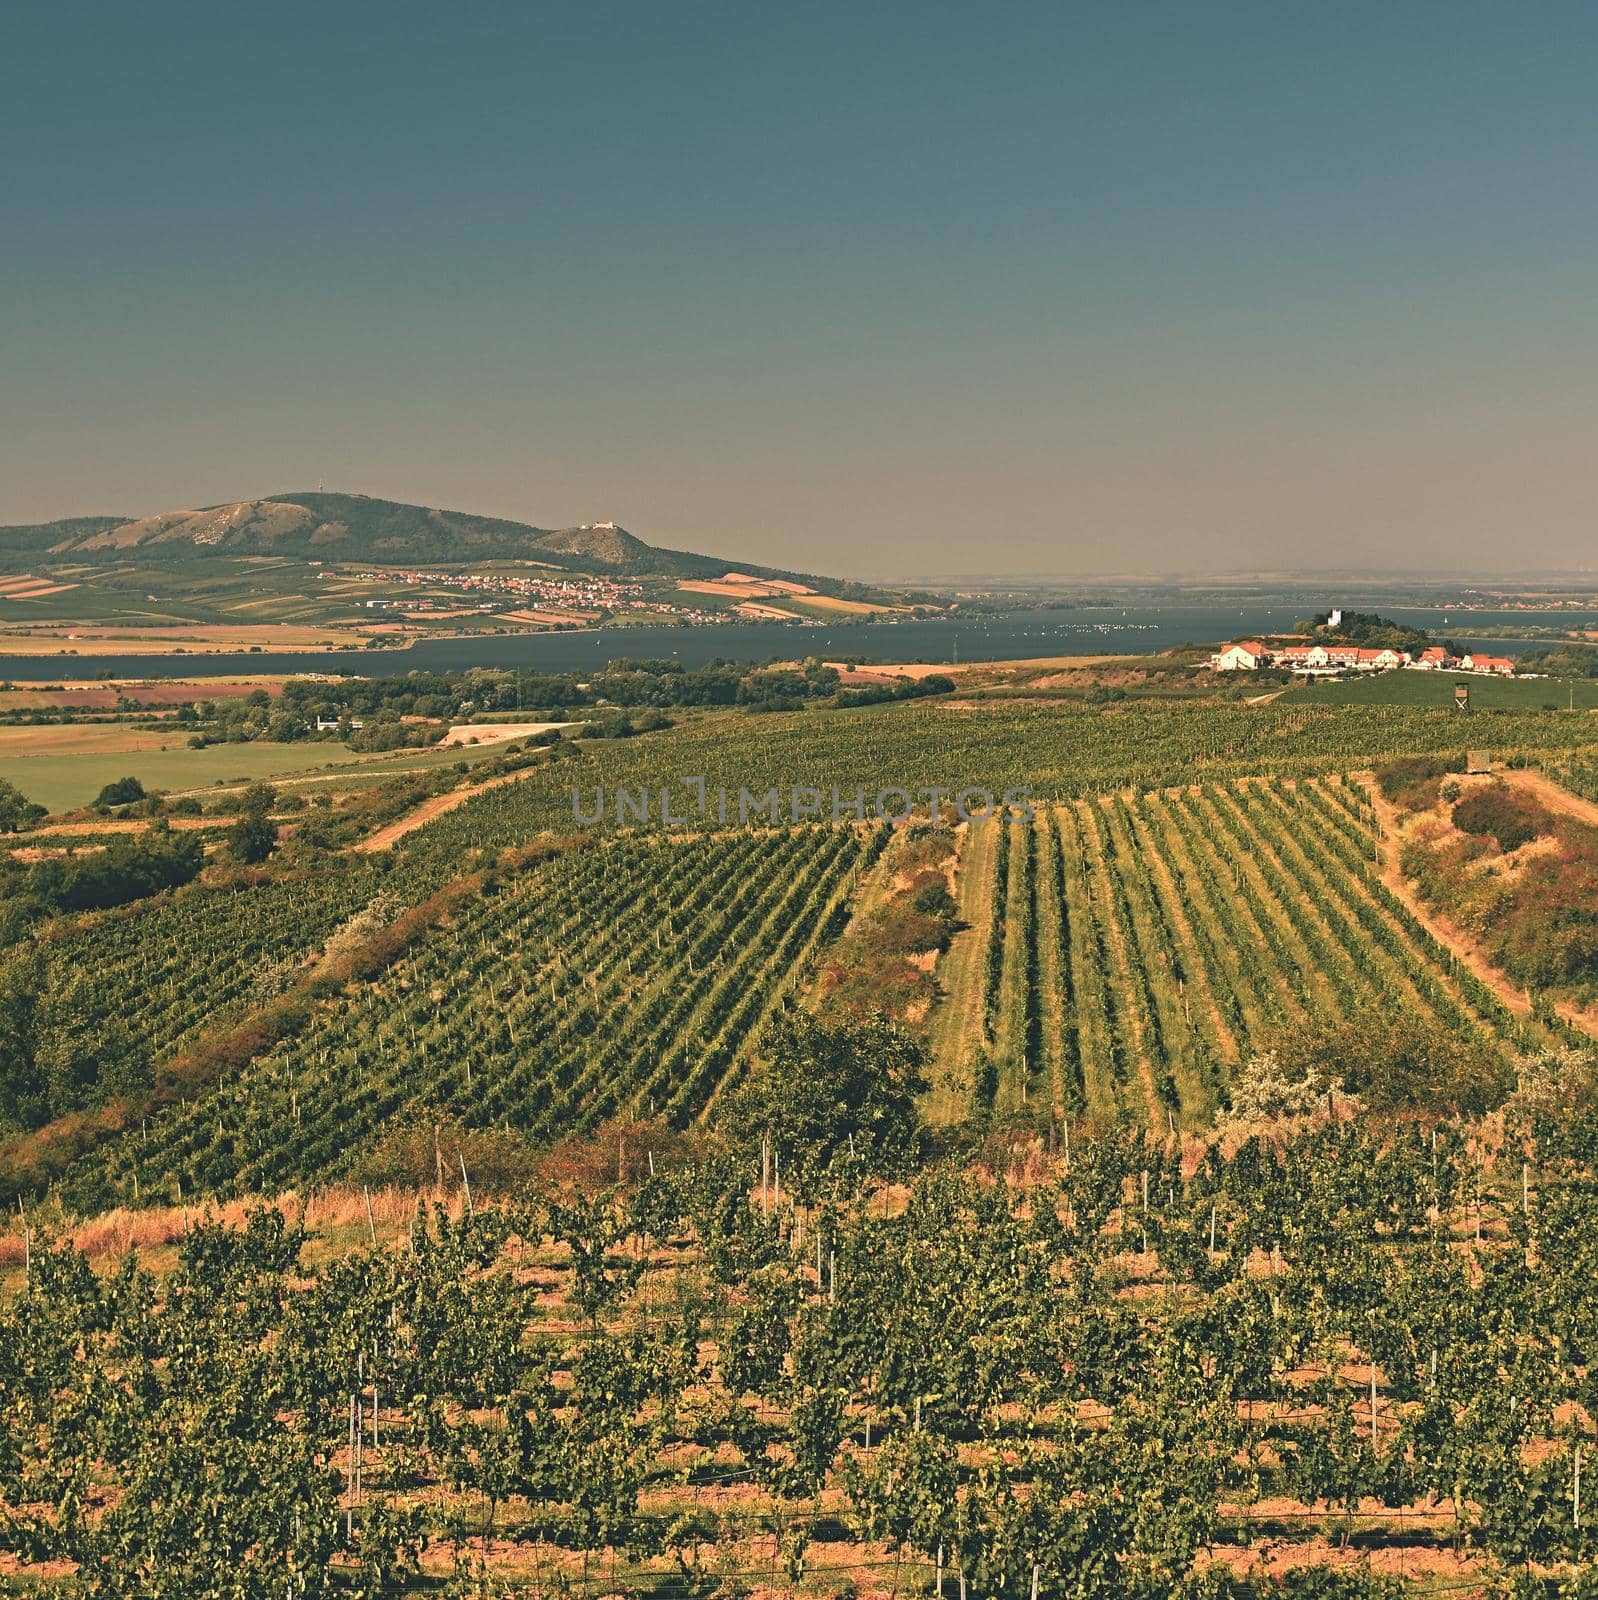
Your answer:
[363,1187,377,1249]
[459,1156,473,1216]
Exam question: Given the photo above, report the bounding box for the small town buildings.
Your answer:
[1209,631,1511,678]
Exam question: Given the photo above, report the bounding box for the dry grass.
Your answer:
[0,1185,469,1268]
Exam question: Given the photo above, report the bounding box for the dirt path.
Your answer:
[1245,688,1287,706]
[353,763,545,852]
[1360,776,1598,1040]
[1502,766,1598,827]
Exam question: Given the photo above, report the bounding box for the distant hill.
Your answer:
[0,490,883,597]
[0,515,129,553]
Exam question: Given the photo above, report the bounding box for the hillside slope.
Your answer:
[0,490,867,593]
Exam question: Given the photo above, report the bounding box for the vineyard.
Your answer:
[9,1110,1598,1597]
[4,698,1597,1202]
[401,701,1598,856]
[98,824,880,1200]
[924,776,1589,1126]
[4,697,1598,1593]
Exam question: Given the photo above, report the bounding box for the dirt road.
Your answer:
[1500,766,1598,827]
[1361,772,1598,1040]
[353,762,546,852]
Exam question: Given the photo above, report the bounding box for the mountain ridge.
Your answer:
[0,490,878,596]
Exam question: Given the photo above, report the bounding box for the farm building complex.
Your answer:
[1209,639,1517,676]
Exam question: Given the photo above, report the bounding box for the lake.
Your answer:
[0,604,1584,682]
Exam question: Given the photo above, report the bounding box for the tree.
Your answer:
[229,812,278,864]
[0,778,45,834]
[727,1009,926,1194]
[93,776,144,808]
[237,782,278,817]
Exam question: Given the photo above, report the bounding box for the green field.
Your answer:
[5,737,504,813]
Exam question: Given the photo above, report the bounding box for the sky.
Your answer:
[4,2,1598,580]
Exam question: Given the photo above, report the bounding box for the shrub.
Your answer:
[1282,1012,1512,1115]
[1452,785,1554,853]
[355,1118,538,1193]
[93,776,145,807]
[1373,755,1457,812]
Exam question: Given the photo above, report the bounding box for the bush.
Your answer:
[0,779,46,834]
[1453,784,1554,853]
[355,1118,538,1193]
[94,776,146,807]
[24,833,203,917]
[1283,1012,1512,1116]
[228,813,278,864]
[1373,755,1457,812]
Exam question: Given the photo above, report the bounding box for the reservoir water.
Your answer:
[0,604,1583,681]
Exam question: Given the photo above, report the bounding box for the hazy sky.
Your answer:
[5,2,1598,579]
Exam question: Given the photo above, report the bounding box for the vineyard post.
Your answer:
[1370,1363,1378,1448]
[346,1393,356,1535]
[364,1186,377,1249]
[1577,1444,1584,1529]
[460,1156,473,1216]
[829,1250,836,1304]
[1031,1563,1039,1600]
[1208,1204,1217,1254]
[1062,1120,1069,1170]
[936,1545,944,1599]
[1523,1161,1530,1217]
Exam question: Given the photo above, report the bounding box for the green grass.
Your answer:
[1286,671,1598,710]
[9,742,380,813]
[10,735,525,814]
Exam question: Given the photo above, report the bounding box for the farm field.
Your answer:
[394,699,1598,856]
[8,695,1598,1597]
[6,697,1596,1202]
[4,732,378,813]
[0,723,535,813]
